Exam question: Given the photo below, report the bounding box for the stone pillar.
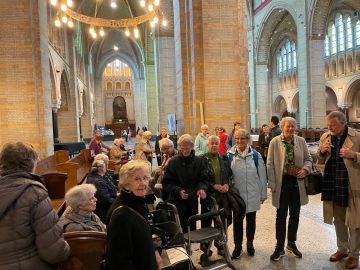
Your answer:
[145,63,158,133]
[308,39,327,128]
[0,0,53,157]
[134,78,148,129]
[52,108,59,142]
[254,64,270,127]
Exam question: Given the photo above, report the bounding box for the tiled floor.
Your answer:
[190,191,358,270]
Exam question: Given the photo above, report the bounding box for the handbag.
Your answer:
[304,166,323,195]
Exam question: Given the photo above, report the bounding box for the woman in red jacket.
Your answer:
[218,127,228,154]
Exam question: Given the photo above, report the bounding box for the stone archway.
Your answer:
[325,87,338,115]
[274,95,288,117]
[345,79,360,122]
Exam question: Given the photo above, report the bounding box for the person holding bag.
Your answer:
[267,117,312,261]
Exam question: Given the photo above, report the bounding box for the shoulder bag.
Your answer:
[304,166,323,195]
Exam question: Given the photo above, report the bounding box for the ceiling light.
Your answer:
[61,3,67,11]
[148,4,153,12]
[92,32,97,39]
[89,26,95,34]
[134,28,139,39]
[114,45,119,51]
[99,27,105,36]
[140,0,146,7]
[61,15,68,23]
[150,21,155,28]
[50,0,57,6]
[153,16,159,24]
[110,1,117,8]
[161,19,167,27]
[67,19,74,28]
[55,17,61,27]
[66,0,73,7]
[125,28,130,36]
[154,0,160,6]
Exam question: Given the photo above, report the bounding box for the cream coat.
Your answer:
[267,134,313,208]
[316,127,360,229]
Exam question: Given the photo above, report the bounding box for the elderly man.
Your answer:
[155,128,170,166]
[317,111,360,269]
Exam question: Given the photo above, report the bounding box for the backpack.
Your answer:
[228,148,259,176]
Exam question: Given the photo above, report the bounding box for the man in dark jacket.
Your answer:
[269,116,282,141]
[226,121,241,149]
[162,134,210,233]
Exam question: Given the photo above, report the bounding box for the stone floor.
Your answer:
[190,192,357,270]
[106,138,358,270]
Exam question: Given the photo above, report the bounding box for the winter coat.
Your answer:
[218,131,228,154]
[86,171,117,222]
[267,134,313,208]
[134,139,153,161]
[194,133,208,156]
[228,146,267,213]
[59,207,106,233]
[269,125,282,141]
[0,172,70,270]
[106,191,157,270]
[317,127,360,229]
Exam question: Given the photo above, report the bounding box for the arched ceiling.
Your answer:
[257,8,296,64]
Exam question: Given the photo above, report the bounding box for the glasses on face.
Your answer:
[134,176,150,184]
[235,137,248,141]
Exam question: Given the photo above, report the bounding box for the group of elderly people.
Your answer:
[1,110,359,270]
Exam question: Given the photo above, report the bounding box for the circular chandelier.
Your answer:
[50,0,167,39]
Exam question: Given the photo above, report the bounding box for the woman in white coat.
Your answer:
[267,117,312,261]
[228,129,267,259]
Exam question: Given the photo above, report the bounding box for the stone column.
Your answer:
[308,39,327,128]
[145,63,158,133]
[254,64,270,127]
[0,0,53,157]
[134,78,148,129]
[52,108,59,143]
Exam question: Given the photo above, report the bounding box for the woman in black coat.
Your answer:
[86,158,117,223]
[106,160,161,270]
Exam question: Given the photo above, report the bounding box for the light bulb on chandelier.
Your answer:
[50,0,167,39]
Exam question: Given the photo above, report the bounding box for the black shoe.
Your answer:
[287,242,302,258]
[247,243,255,256]
[270,247,285,261]
[231,246,242,259]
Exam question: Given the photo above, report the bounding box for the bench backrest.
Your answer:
[35,150,69,175]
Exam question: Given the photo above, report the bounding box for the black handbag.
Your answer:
[304,167,323,195]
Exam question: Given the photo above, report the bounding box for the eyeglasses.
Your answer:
[134,176,150,184]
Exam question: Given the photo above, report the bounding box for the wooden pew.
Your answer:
[35,150,69,175]
[56,149,92,192]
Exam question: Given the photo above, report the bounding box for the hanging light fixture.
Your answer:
[50,0,167,39]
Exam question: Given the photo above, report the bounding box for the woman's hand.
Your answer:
[297,169,307,179]
[197,189,207,199]
[179,190,189,200]
[155,250,162,270]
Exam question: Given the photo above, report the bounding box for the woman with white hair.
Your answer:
[110,138,127,161]
[194,124,209,156]
[134,130,155,163]
[267,117,312,261]
[86,157,117,223]
[59,184,106,232]
[106,160,161,270]
[162,134,210,233]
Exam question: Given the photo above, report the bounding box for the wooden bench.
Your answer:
[35,150,69,175]
[56,149,92,192]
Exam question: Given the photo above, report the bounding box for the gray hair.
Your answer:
[234,129,251,140]
[114,138,121,145]
[159,138,174,150]
[94,153,109,163]
[65,184,97,212]
[118,160,151,189]
[280,117,297,130]
[201,124,209,130]
[207,135,220,144]
[91,159,106,173]
[177,134,194,147]
[326,111,347,124]
[143,131,152,138]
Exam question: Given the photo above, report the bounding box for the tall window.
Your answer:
[356,20,360,46]
[346,16,353,49]
[277,39,297,74]
[291,42,297,67]
[335,14,345,51]
[331,24,337,54]
[324,35,330,56]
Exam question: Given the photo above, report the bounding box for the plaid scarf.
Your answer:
[321,127,349,207]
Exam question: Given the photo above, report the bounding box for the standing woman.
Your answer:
[267,117,312,261]
[194,124,209,156]
[106,160,161,270]
[218,127,228,155]
[0,142,70,269]
[228,129,267,259]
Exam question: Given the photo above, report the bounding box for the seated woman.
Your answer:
[86,157,117,223]
[110,139,127,161]
[60,184,106,233]
[106,160,161,270]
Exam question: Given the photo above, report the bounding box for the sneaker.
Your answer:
[247,243,255,256]
[231,246,242,259]
[287,242,302,258]
[270,247,285,261]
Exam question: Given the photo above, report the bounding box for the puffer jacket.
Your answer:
[0,172,70,270]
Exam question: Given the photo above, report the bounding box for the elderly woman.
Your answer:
[134,130,155,163]
[0,142,69,269]
[227,129,267,259]
[110,138,127,161]
[106,160,161,270]
[162,134,210,232]
[267,117,312,261]
[86,155,117,223]
[60,184,106,232]
[194,124,209,156]
[89,130,110,161]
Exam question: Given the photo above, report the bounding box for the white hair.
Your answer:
[65,184,97,211]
